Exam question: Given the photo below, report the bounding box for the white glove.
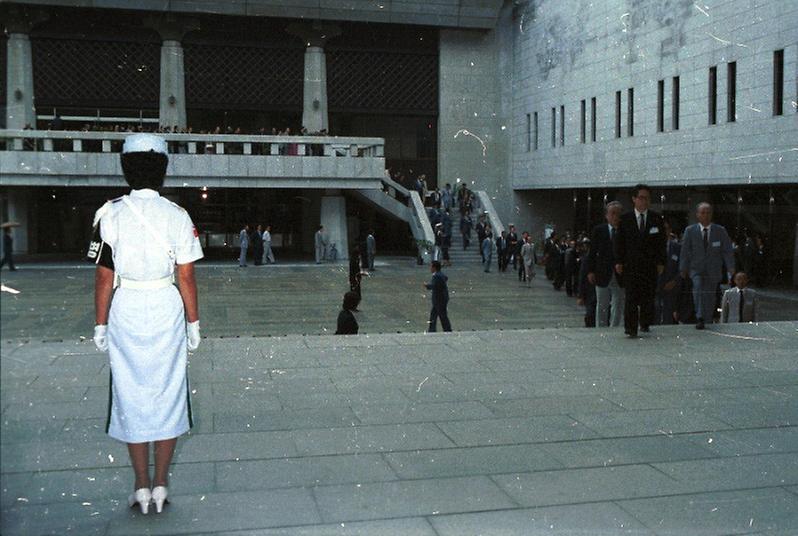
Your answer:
[187,320,201,351]
[94,324,109,353]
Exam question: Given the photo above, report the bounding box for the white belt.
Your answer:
[115,275,174,290]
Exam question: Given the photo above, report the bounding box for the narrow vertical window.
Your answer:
[773,49,784,116]
[727,61,736,122]
[590,97,596,142]
[708,66,717,125]
[657,79,665,132]
[672,76,680,130]
[526,113,531,152]
[560,105,565,146]
[580,99,586,143]
[627,88,634,137]
[615,90,621,138]
[533,112,538,150]
[551,107,556,147]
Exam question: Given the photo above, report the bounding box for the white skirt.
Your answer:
[106,285,192,443]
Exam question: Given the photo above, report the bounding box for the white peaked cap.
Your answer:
[122,133,168,155]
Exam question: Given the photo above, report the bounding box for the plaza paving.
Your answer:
[1,258,798,341]
[1,260,798,535]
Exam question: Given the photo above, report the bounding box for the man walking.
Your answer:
[441,183,453,211]
[252,225,264,266]
[614,184,666,337]
[506,225,519,270]
[496,231,508,272]
[262,225,276,264]
[366,230,376,270]
[482,228,493,273]
[1,227,16,271]
[655,221,682,324]
[238,224,250,267]
[587,201,625,327]
[424,260,451,332]
[679,202,734,329]
[315,225,326,264]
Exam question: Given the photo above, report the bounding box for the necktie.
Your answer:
[739,289,745,322]
[703,227,708,251]
[610,227,615,242]
[639,213,645,234]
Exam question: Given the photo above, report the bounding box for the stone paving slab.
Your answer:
[2,321,797,535]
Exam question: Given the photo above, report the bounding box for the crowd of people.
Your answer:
[17,118,332,155]
[535,185,764,335]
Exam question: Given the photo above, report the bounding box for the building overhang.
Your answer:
[4,0,503,29]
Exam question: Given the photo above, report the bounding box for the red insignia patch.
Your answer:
[193,226,199,238]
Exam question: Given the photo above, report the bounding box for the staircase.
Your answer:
[431,194,506,266]
[445,206,484,265]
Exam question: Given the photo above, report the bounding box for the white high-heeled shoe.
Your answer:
[151,485,169,514]
[128,488,152,514]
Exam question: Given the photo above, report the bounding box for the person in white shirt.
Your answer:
[89,133,203,515]
[262,224,276,264]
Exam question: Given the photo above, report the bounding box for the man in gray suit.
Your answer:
[238,224,250,267]
[315,225,326,264]
[679,203,735,329]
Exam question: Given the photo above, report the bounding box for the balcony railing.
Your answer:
[0,129,384,158]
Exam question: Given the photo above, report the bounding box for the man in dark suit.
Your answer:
[424,260,451,332]
[614,184,666,337]
[495,231,508,272]
[655,221,683,325]
[586,201,624,327]
[506,224,519,270]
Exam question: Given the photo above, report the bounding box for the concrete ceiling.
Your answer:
[7,1,504,29]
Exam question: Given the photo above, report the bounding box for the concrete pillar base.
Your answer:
[320,195,348,261]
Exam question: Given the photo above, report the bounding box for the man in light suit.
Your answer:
[721,272,758,323]
[238,224,250,267]
[679,202,735,329]
[366,230,376,270]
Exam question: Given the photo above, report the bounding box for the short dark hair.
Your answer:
[342,291,360,311]
[431,260,442,271]
[631,184,651,197]
[120,152,168,190]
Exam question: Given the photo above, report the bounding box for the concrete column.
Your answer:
[4,8,45,130]
[287,22,340,134]
[301,46,328,133]
[146,17,198,129]
[320,192,348,261]
[159,40,187,128]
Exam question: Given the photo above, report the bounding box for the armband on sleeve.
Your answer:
[86,222,114,270]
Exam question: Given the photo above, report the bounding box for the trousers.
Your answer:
[428,304,452,332]
[691,273,720,323]
[595,278,625,327]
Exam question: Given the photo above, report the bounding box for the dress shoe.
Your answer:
[151,486,169,514]
[696,319,705,330]
[640,326,650,333]
[128,488,152,515]
[625,330,638,338]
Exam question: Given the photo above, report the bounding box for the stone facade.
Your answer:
[509,0,797,191]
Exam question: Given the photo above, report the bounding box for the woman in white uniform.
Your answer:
[89,133,203,514]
